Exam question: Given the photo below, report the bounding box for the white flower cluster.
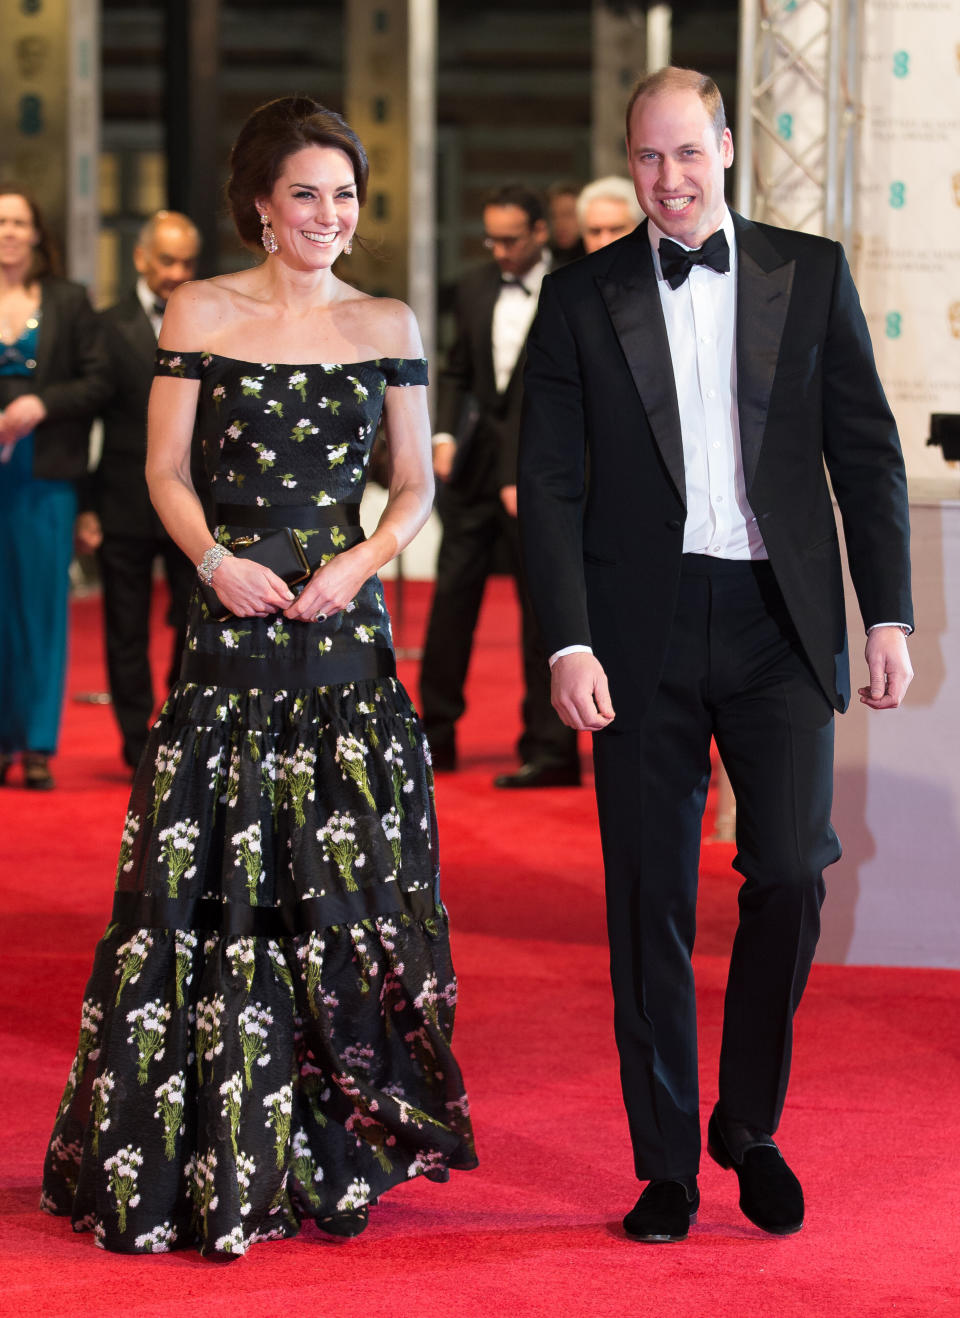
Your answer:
[263,1084,293,1122]
[153,743,182,781]
[126,999,172,1043]
[135,1222,177,1252]
[219,1071,244,1114]
[103,1144,143,1191]
[239,1002,273,1044]
[236,1151,257,1215]
[317,811,358,854]
[154,1071,186,1107]
[335,733,367,766]
[195,994,226,1061]
[80,998,104,1037]
[158,819,200,852]
[336,1177,371,1211]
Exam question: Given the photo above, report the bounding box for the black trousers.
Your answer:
[420,483,577,769]
[593,556,840,1181]
[98,533,195,768]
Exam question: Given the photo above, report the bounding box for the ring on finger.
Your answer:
[314,611,328,622]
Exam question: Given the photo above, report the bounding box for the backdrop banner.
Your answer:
[855,0,960,477]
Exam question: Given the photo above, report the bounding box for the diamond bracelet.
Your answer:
[196,543,233,584]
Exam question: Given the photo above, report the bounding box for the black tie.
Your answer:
[499,276,529,295]
[658,230,730,290]
[153,299,167,317]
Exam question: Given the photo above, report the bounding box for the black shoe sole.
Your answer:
[624,1211,697,1243]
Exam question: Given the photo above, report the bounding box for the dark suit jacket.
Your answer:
[518,213,913,729]
[436,261,530,495]
[0,277,110,480]
[92,289,164,537]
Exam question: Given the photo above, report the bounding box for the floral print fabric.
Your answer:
[41,355,476,1257]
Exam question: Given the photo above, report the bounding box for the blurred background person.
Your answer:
[546,180,586,266]
[577,175,642,254]
[421,184,579,786]
[0,184,109,790]
[75,210,201,773]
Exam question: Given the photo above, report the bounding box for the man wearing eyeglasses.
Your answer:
[420,185,579,787]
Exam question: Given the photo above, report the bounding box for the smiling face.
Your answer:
[258,145,359,267]
[135,217,199,301]
[0,193,39,276]
[626,87,733,249]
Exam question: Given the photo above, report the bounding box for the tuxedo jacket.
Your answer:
[90,289,164,537]
[518,213,913,729]
[0,277,110,481]
[436,261,530,496]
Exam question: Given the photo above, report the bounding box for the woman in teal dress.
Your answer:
[0,186,109,789]
[41,99,477,1257]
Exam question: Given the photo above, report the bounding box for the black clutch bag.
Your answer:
[199,527,312,621]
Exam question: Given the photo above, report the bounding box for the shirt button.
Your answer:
[706,389,717,399]
[715,495,724,504]
[712,442,720,449]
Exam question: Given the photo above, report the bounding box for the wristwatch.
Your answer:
[196,543,233,584]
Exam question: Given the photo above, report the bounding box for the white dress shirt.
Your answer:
[491,254,550,393]
[136,277,164,341]
[433,254,551,449]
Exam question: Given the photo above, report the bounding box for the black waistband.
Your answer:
[180,647,396,690]
[215,501,361,529]
[680,553,774,578]
[110,884,439,937]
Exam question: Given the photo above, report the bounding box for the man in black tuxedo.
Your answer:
[77,211,200,770]
[519,68,913,1241]
[420,185,579,786]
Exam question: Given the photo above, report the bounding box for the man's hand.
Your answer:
[74,510,103,555]
[499,484,518,518]
[551,651,615,731]
[858,626,913,710]
[432,438,455,482]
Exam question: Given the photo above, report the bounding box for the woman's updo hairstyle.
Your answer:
[227,96,369,249]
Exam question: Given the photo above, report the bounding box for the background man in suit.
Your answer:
[519,68,913,1242]
[76,211,200,771]
[576,175,642,254]
[421,185,579,787]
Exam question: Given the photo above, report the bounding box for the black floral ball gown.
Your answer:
[41,352,477,1257]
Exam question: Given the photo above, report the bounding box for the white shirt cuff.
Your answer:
[432,432,456,448]
[549,644,593,667]
[867,622,912,635]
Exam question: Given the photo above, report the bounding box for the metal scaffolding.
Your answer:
[735,0,860,246]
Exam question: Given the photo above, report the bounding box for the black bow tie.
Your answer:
[152,299,167,317]
[499,276,530,295]
[658,230,730,290]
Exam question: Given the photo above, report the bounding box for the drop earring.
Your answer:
[259,211,279,255]
[344,238,353,255]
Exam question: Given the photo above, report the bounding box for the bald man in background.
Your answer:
[77,211,201,771]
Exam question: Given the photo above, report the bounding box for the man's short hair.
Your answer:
[137,210,201,251]
[576,176,643,230]
[624,66,727,146]
[482,184,546,229]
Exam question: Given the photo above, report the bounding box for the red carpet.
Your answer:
[1,578,958,1317]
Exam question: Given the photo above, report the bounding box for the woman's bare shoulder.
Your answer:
[158,275,256,351]
[344,292,424,359]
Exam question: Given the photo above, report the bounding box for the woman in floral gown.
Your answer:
[41,97,477,1258]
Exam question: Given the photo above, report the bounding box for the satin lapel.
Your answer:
[597,230,685,506]
[733,214,795,493]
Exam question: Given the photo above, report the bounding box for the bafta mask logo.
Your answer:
[950,302,960,340]
[16,36,49,81]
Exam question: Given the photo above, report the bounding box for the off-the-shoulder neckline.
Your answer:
[158,350,425,370]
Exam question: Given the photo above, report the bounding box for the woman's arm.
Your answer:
[285,300,434,621]
[147,284,295,617]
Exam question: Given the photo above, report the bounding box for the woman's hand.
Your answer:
[1,393,47,440]
[209,555,296,618]
[284,543,375,623]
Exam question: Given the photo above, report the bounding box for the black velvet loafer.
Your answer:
[707,1107,804,1235]
[317,1205,369,1239]
[623,1179,700,1243]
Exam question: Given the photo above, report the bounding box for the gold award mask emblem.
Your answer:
[949,302,960,340]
